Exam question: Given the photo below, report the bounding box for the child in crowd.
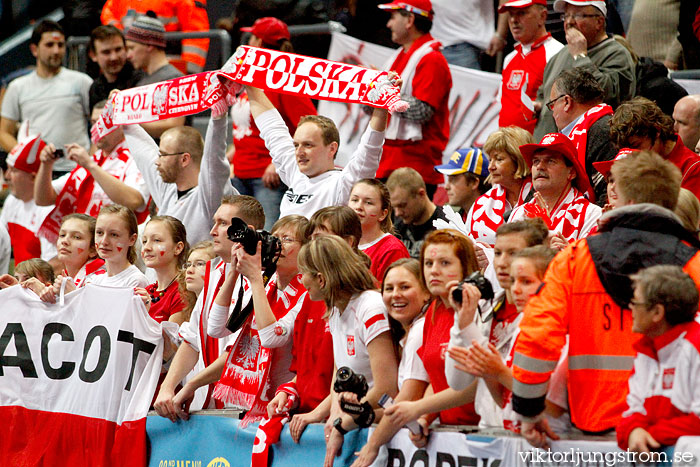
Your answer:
[306,205,372,269]
[137,216,189,324]
[15,258,55,284]
[381,230,481,447]
[447,245,556,432]
[297,235,398,464]
[348,179,409,282]
[353,258,430,467]
[177,241,215,322]
[618,265,700,453]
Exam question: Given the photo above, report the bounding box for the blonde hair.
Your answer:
[386,167,426,196]
[675,188,700,235]
[483,126,532,183]
[298,235,376,313]
[98,205,139,264]
[177,240,215,321]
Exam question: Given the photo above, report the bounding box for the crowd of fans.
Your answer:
[2,0,700,464]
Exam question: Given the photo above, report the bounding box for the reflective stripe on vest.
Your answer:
[568,355,635,371]
[513,352,558,373]
[512,379,548,398]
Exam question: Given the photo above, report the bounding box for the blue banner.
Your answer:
[147,415,366,467]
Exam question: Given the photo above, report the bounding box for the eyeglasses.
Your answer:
[280,236,300,245]
[546,94,567,111]
[184,260,208,269]
[158,151,185,158]
[628,299,649,309]
[561,13,602,21]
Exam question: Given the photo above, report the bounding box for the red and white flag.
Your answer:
[0,284,163,466]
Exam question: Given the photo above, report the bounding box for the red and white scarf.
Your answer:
[565,103,613,168]
[467,180,532,247]
[38,142,147,242]
[522,187,592,242]
[251,382,299,467]
[92,46,408,142]
[212,274,303,427]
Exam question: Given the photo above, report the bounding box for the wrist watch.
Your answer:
[333,416,348,435]
[573,53,587,61]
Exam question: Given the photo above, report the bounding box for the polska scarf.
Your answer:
[92,46,409,142]
[522,187,592,242]
[565,103,613,168]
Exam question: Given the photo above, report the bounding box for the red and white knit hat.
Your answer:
[7,136,46,174]
[124,13,166,48]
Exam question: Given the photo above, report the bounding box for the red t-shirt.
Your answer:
[418,300,480,425]
[667,135,700,200]
[231,90,317,179]
[290,300,334,413]
[378,34,452,185]
[361,233,410,283]
[146,280,185,323]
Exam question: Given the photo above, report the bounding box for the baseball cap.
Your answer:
[434,148,489,177]
[519,133,594,200]
[498,0,547,13]
[378,0,434,21]
[124,13,166,48]
[241,17,290,46]
[553,0,607,16]
[593,148,636,178]
[7,136,46,174]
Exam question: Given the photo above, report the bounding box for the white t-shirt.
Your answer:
[1,68,92,172]
[329,290,391,388]
[86,264,149,288]
[430,0,495,50]
[398,316,429,390]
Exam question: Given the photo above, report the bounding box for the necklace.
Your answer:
[149,276,177,304]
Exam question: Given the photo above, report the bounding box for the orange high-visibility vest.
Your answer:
[512,239,700,432]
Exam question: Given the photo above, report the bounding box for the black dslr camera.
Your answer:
[226,217,282,271]
[452,271,495,304]
[334,367,375,428]
[334,367,368,399]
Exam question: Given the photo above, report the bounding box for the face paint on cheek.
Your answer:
[77,247,84,254]
[116,243,124,252]
[157,245,167,256]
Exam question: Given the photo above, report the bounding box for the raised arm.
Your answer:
[122,124,168,208]
[34,144,59,206]
[198,113,236,218]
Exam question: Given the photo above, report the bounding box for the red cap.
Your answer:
[519,133,595,200]
[7,136,46,174]
[241,17,290,45]
[378,0,434,21]
[498,0,547,13]
[593,148,637,178]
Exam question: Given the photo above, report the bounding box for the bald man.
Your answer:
[673,95,700,153]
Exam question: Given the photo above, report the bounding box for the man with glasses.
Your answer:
[123,104,236,244]
[533,0,635,140]
[498,0,563,133]
[548,68,617,204]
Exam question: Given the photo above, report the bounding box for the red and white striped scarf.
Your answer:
[250,382,299,467]
[67,258,106,289]
[522,187,592,242]
[565,103,613,168]
[92,46,408,142]
[467,180,532,247]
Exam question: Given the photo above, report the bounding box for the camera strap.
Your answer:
[225,264,279,333]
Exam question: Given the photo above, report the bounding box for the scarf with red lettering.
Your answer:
[467,180,532,247]
[92,46,408,142]
[38,142,145,242]
[199,260,229,410]
[522,187,592,242]
[250,382,299,467]
[565,103,613,168]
